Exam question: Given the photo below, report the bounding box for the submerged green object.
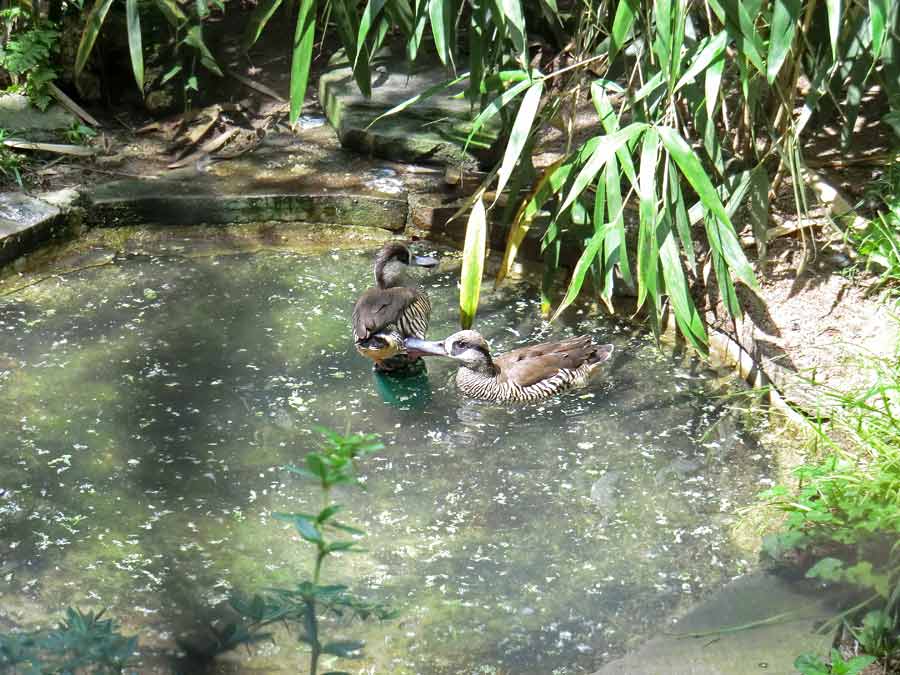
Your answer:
[372,361,432,408]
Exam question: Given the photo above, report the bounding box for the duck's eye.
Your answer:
[451,341,469,355]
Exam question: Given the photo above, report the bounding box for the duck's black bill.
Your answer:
[404,337,447,357]
[412,255,439,268]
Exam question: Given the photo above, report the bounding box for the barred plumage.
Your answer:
[351,243,437,372]
[405,330,614,402]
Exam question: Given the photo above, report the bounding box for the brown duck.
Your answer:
[405,330,614,401]
[352,242,437,371]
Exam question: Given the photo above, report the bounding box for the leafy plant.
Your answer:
[794,649,876,675]
[64,121,97,144]
[0,607,137,673]
[225,427,393,675]
[0,128,24,186]
[851,157,900,290]
[0,7,60,110]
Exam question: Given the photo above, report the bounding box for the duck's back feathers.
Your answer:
[352,287,426,342]
[496,335,610,387]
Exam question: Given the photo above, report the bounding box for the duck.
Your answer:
[352,242,438,372]
[404,330,614,402]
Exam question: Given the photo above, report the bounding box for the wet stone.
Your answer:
[319,50,500,168]
[0,93,76,140]
[0,192,63,266]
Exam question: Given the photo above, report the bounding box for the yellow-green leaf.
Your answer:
[75,0,115,78]
[493,80,542,201]
[289,0,317,124]
[460,196,487,328]
[125,0,144,95]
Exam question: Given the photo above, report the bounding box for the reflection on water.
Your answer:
[0,245,772,673]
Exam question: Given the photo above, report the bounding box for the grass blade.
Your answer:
[75,0,115,78]
[460,196,487,328]
[493,80,543,201]
[657,125,757,288]
[125,0,144,95]
[767,0,801,83]
[289,0,317,124]
[243,0,283,50]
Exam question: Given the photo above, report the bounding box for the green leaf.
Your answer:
[767,0,801,83]
[668,169,695,272]
[243,0,283,50]
[153,0,188,27]
[494,80,542,201]
[825,0,841,60]
[288,0,317,124]
[428,0,454,68]
[293,516,323,543]
[75,0,115,78]
[869,0,887,60]
[805,557,844,581]
[459,196,487,328]
[675,30,728,92]
[355,0,386,70]
[609,0,637,61]
[464,75,532,152]
[551,223,609,321]
[657,126,757,289]
[366,72,469,129]
[636,129,660,314]
[558,123,647,216]
[498,0,527,67]
[747,165,769,257]
[184,25,223,76]
[603,154,632,293]
[659,217,707,352]
[125,0,144,95]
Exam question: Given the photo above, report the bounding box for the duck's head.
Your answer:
[405,330,494,371]
[375,242,438,288]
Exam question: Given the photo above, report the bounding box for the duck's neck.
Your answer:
[375,261,412,289]
[463,358,498,378]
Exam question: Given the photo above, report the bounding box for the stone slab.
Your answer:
[0,192,65,267]
[0,93,76,139]
[319,51,499,168]
[592,573,835,675]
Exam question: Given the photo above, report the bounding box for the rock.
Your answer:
[591,572,834,675]
[0,191,65,267]
[318,50,500,168]
[0,93,76,140]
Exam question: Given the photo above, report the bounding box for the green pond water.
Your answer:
[0,241,773,674]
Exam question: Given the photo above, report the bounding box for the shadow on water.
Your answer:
[0,244,772,674]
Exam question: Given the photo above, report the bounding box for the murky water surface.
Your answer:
[0,244,772,673]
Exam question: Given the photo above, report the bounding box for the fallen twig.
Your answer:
[227,69,286,102]
[166,127,239,169]
[3,139,96,156]
[48,83,101,127]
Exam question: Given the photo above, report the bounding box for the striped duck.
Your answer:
[352,242,438,371]
[405,330,614,402]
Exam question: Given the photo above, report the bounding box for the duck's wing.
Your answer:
[352,287,420,341]
[495,336,596,387]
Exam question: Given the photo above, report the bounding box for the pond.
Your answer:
[0,237,773,673]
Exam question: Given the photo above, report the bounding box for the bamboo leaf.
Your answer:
[767,0,801,83]
[825,0,841,60]
[184,25,223,76]
[551,224,610,321]
[125,0,144,95]
[558,123,647,219]
[668,166,695,273]
[153,0,188,27]
[704,53,724,120]
[75,0,115,78]
[659,219,708,352]
[496,157,574,284]
[675,30,728,92]
[747,165,769,257]
[289,0,317,124]
[464,75,532,151]
[493,80,543,201]
[603,153,632,295]
[869,0,887,60]
[460,197,487,328]
[657,125,757,288]
[429,0,453,68]
[385,0,414,37]
[243,0,283,50]
[407,0,429,60]
[355,0,387,70]
[610,0,638,61]
[636,129,659,312]
[591,81,638,185]
[498,0,528,67]
[367,73,470,129]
